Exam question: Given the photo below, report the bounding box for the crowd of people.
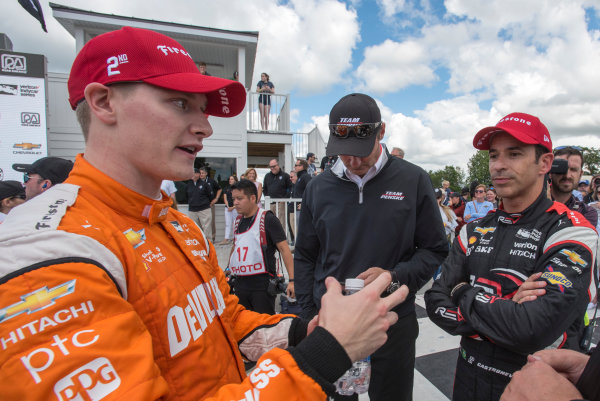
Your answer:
[1,26,600,401]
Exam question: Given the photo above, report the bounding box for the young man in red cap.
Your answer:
[0,27,408,401]
[295,93,449,401]
[425,112,598,401]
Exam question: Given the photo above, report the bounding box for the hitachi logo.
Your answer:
[338,117,361,123]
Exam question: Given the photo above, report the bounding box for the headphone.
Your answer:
[42,183,48,189]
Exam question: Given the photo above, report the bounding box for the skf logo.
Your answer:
[474,227,496,236]
[123,228,146,249]
[1,54,27,73]
[560,249,587,267]
[380,191,405,200]
[21,112,40,126]
[0,280,76,323]
[13,142,41,150]
[54,357,121,401]
[542,271,573,292]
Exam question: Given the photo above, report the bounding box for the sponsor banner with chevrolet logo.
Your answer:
[0,50,48,181]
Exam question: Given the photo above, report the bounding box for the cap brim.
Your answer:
[326,133,378,158]
[473,126,542,150]
[144,74,247,117]
[12,163,32,173]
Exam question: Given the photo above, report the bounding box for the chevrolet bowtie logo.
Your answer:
[123,228,146,249]
[13,142,41,150]
[474,227,496,235]
[560,249,588,267]
[0,280,76,323]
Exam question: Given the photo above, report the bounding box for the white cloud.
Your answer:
[355,39,437,93]
[376,0,407,18]
[2,0,359,94]
[348,0,600,170]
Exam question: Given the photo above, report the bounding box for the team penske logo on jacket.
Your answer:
[560,249,587,267]
[380,191,405,200]
[0,280,75,323]
[542,270,572,293]
[123,228,146,249]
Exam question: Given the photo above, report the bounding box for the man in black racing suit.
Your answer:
[425,112,598,401]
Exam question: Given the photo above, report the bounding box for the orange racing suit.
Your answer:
[0,155,350,401]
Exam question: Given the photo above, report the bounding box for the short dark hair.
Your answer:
[231,179,257,200]
[296,159,308,170]
[553,146,584,167]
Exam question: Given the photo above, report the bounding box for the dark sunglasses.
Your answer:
[329,122,381,139]
[554,145,583,151]
[475,189,485,193]
[11,194,26,200]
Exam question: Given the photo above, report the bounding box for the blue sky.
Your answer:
[3,0,600,171]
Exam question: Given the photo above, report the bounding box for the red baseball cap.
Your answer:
[68,27,246,117]
[473,112,552,152]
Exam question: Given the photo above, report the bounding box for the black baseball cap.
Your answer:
[327,93,382,157]
[13,157,73,184]
[0,180,25,201]
[307,152,315,158]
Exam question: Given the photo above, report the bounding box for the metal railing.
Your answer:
[263,196,302,246]
[247,92,290,132]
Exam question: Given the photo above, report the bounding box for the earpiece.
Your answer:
[42,183,48,189]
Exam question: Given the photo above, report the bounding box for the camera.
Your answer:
[267,276,287,296]
[550,158,568,175]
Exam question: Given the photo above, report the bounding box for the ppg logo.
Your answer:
[21,112,40,126]
[1,54,27,73]
[54,357,121,401]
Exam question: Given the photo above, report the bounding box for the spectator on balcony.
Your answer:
[257,72,274,130]
[307,153,317,176]
[198,61,211,76]
[244,167,263,205]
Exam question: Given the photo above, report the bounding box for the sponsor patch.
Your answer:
[123,228,146,249]
[474,227,496,235]
[0,280,76,323]
[380,191,405,200]
[542,270,573,292]
[560,249,588,268]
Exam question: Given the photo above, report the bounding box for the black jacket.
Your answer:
[292,169,311,199]
[263,170,292,198]
[186,179,213,211]
[425,191,597,356]
[294,149,448,318]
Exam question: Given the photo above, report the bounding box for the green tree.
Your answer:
[467,150,491,186]
[581,146,600,175]
[428,165,466,191]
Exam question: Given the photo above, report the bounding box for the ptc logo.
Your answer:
[1,54,27,73]
[21,112,40,126]
[54,357,121,401]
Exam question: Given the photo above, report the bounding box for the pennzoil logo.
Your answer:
[0,280,76,323]
[123,228,146,249]
[474,227,496,236]
[560,249,587,267]
[13,142,41,150]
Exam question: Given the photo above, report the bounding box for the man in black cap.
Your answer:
[294,93,449,401]
[12,156,74,200]
[0,181,26,223]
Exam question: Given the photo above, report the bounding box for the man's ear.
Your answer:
[84,83,118,126]
[540,152,554,175]
[379,122,386,140]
